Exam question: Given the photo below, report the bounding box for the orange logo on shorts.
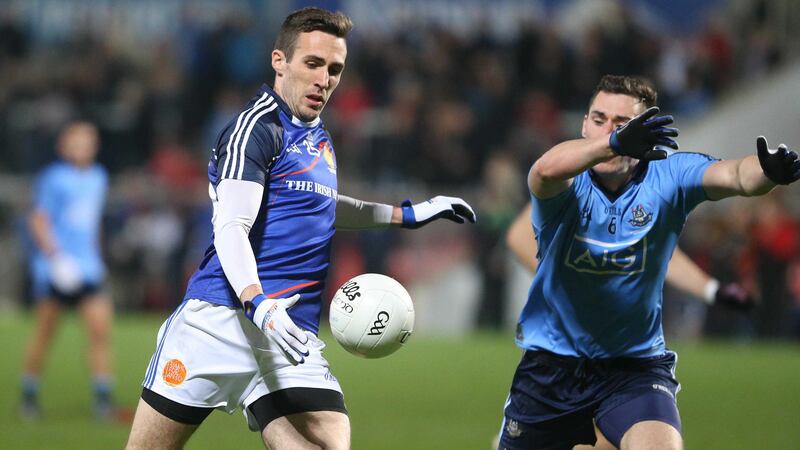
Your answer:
[162,359,187,386]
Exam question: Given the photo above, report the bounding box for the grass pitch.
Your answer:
[0,312,798,449]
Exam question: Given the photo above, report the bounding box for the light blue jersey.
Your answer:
[31,161,108,290]
[518,152,716,358]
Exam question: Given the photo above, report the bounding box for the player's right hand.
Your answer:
[756,136,800,185]
[609,106,679,161]
[246,293,309,365]
[714,282,756,312]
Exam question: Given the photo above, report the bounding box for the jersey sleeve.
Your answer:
[660,152,717,215]
[215,121,280,186]
[530,173,583,233]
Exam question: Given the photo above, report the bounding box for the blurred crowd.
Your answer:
[1,0,799,339]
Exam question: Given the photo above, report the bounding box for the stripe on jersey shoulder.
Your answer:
[221,92,270,179]
[222,93,279,180]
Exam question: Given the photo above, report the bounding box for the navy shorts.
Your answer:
[499,350,681,450]
[45,282,103,307]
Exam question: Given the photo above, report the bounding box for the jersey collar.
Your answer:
[589,161,650,202]
[260,84,321,128]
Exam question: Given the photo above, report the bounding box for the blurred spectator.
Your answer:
[745,192,799,337]
[0,9,28,61]
[474,150,525,328]
[786,259,800,339]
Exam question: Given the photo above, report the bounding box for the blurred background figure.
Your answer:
[20,121,116,421]
[474,150,526,329]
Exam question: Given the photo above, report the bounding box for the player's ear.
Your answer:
[272,49,287,76]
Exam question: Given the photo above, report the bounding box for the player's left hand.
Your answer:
[401,196,476,229]
[609,106,679,161]
[714,282,755,311]
[756,136,800,185]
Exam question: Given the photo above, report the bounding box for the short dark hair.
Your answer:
[274,7,353,61]
[589,75,658,110]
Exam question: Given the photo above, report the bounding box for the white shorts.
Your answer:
[142,299,343,430]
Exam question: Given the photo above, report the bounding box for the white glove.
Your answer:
[50,253,83,294]
[245,294,309,365]
[400,195,477,229]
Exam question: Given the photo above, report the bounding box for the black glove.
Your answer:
[756,136,800,185]
[608,106,679,161]
[714,282,755,312]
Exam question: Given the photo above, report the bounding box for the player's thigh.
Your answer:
[34,298,62,324]
[126,398,200,450]
[573,425,616,450]
[595,390,681,450]
[620,420,682,450]
[79,293,113,339]
[263,410,350,450]
[595,352,681,449]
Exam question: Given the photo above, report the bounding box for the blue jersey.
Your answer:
[184,84,338,334]
[31,161,108,285]
[518,152,716,358]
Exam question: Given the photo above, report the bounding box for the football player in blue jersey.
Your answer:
[497,74,799,450]
[501,203,752,450]
[20,121,115,421]
[125,7,475,450]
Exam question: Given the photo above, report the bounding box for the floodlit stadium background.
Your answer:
[0,1,798,449]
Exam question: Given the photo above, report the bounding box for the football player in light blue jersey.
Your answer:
[126,8,475,450]
[20,121,115,421]
[498,75,800,450]
[501,202,752,450]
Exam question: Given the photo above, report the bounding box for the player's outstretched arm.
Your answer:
[665,248,754,310]
[529,136,615,199]
[214,179,308,365]
[703,137,799,200]
[335,194,475,230]
[505,203,538,273]
[530,107,678,199]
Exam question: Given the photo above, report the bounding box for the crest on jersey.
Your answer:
[321,141,336,173]
[628,204,653,227]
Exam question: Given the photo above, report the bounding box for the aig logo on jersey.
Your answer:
[565,235,647,274]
